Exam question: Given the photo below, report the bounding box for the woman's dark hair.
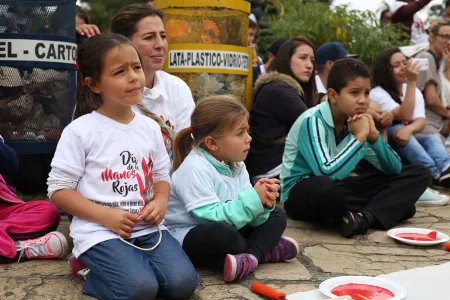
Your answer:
[111,3,164,38]
[74,33,138,119]
[76,6,90,25]
[372,47,403,104]
[268,37,317,108]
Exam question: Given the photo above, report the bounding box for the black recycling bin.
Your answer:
[0,0,76,154]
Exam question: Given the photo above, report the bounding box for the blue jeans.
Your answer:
[78,230,199,300]
[387,124,450,179]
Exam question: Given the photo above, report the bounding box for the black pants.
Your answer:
[182,206,287,267]
[284,164,431,230]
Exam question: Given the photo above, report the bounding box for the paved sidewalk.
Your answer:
[1,205,450,299]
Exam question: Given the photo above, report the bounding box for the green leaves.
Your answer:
[88,0,136,32]
[257,0,409,67]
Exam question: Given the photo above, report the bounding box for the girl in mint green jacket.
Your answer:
[164,95,299,283]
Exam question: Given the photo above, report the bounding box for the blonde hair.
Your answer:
[172,95,249,171]
[429,18,450,36]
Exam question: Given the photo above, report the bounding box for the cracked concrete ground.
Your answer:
[1,204,450,299]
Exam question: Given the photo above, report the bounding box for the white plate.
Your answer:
[319,276,406,300]
[387,227,449,246]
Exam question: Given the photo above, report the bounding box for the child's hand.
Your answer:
[361,113,379,143]
[137,197,168,225]
[102,209,138,238]
[255,178,280,208]
[348,114,370,143]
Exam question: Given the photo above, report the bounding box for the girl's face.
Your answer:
[211,118,252,164]
[290,44,314,83]
[94,44,145,108]
[390,52,408,84]
[130,16,168,75]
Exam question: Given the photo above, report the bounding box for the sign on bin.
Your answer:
[0,39,76,65]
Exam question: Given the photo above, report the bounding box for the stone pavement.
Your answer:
[2,205,450,299]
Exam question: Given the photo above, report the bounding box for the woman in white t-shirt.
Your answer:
[76,4,195,158]
[371,48,450,205]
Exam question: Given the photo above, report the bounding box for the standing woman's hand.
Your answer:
[76,24,101,37]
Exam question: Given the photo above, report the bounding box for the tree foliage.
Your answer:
[257,0,410,67]
[87,0,137,31]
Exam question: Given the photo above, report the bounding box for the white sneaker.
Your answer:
[416,188,449,206]
[16,231,68,262]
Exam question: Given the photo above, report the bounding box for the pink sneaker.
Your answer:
[68,255,90,280]
[16,231,68,262]
[223,253,258,282]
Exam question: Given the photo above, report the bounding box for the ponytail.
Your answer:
[73,84,102,120]
[172,95,249,172]
[172,128,194,172]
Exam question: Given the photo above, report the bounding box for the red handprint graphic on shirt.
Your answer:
[136,154,154,205]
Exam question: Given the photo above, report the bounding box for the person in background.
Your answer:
[445,0,450,19]
[249,19,263,67]
[391,0,432,44]
[76,6,90,28]
[246,37,316,185]
[380,8,392,25]
[146,0,155,7]
[371,47,450,204]
[416,19,450,153]
[252,37,288,86]
[315,42,358,102]
[0,135,68,263]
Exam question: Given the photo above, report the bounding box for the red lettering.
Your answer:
[101,168,137,181]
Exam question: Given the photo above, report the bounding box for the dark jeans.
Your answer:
[79,230,199,300]
[284,164,430,230]
[182,206,287,267]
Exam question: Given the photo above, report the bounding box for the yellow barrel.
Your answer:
[155,0,252,109]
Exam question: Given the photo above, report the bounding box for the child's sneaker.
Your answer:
[223,253,258,282]
[340,211,369,238]
[264,237,299,263]
[16,231,68,262]
[416,188,449,206]
[68,255,90,280]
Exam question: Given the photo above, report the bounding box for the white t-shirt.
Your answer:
[48,112,171,258]
[132,70,194,140]
[133,70,195,132]
[369,84,425,121]
[315,75,327,94]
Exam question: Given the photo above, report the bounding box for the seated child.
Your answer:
[164,96,299,283]
[47,33,198,299]
[0,134,67,262]
[281,58,431,238]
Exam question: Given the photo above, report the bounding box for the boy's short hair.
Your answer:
[249,19,259,30]
[327,58,370,93]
